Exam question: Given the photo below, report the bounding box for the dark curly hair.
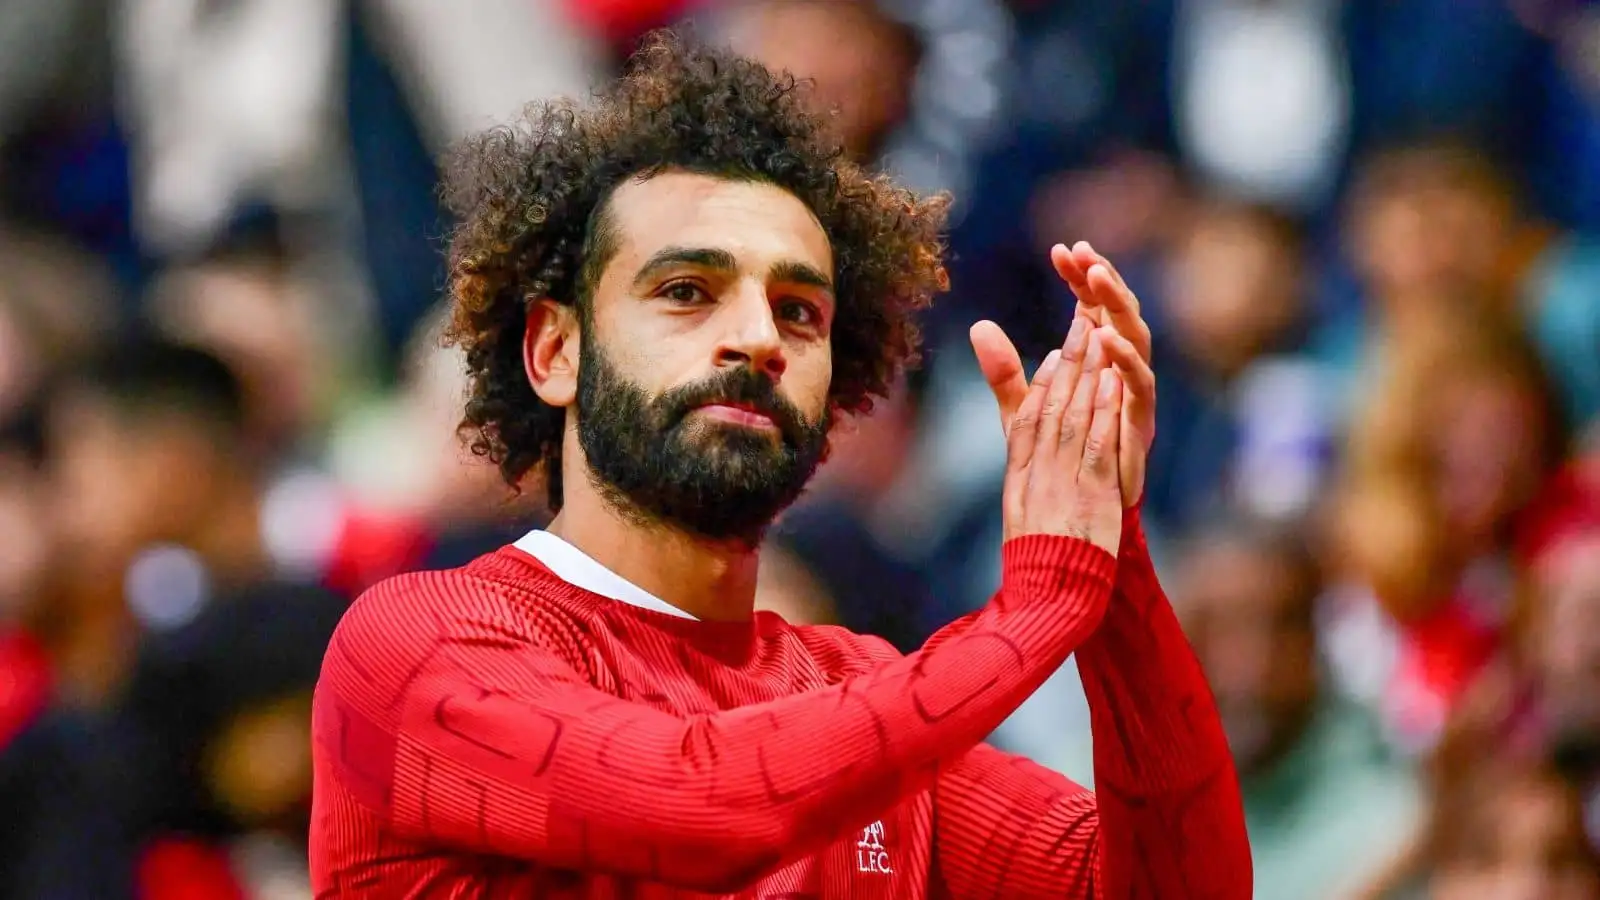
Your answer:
[440,30,950,511]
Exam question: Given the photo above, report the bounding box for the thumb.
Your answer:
[970,320,1028,436]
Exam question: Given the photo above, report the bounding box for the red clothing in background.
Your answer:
[0,631,50,751]
[310,513,1249,897]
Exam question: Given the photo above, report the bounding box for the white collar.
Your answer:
[512,530,698,620]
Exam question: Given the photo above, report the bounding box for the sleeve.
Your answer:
[930,510,1252,899]
[314,535,1115,893]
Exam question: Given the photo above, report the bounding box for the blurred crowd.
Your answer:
[1,0,1599,898]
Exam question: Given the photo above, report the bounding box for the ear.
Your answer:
[523,298,580,408]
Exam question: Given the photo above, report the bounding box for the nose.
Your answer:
[714,283,787,379]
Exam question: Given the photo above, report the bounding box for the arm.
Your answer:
[931,510,1250,899]
[1076,508,1249,898]
[315,535,1114,892]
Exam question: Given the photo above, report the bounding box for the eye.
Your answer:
[660,281,709,305]
[777,298,821,327]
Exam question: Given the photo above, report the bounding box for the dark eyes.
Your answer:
[777,299,820,327]
[661,281,709,304]
[658,281,824,329]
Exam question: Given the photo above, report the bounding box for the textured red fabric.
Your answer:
[310,516,1249,897]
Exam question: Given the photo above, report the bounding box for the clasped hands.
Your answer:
[971,242,1156,555]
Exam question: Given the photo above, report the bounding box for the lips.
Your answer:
[694,402,778,429]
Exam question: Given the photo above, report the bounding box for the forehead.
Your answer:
[602,172,833,277]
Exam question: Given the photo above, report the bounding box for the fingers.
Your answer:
[971,320,1028,437]
[1036,318,1091,450]
[1050,243,1091,293]
[1056,328,1104,468]
[1002,350,1060,530]
[1097,328,1156,416]
[1080,369,1123,487]
[1079,247,1151,363]
[1051,241,1150,362]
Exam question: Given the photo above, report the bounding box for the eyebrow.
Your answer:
[631,245,835,298]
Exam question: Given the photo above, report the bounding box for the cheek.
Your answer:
[790,346,833,419]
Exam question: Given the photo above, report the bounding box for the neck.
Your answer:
[545,480,762,622]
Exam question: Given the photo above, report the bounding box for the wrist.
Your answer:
[1000,534,1117,600]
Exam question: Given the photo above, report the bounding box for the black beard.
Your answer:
[575,332,830,544]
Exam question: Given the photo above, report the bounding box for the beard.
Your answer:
[575,332,830,544]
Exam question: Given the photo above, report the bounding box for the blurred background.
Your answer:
[0,0,1597,897]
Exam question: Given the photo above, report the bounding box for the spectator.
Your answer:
[1179,520,1419,900]
[0,402,132,900]
[711,0,920,164]
[1324,310,1569,754]
[1333,138,1600,430]
[1376,758,1600,900]
[1525,529,1600,841]
[1144,195,1336,533]
[44,339,344,897]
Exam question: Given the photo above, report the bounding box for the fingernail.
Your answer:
[1097,370,1119,404]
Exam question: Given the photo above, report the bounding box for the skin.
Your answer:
[522,172,1155,620]
[977,241,1157,510]
[525,173,838,620]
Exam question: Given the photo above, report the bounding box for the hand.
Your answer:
[1051,241,1155,508]
[972,242,1156,508]
[978,318,1125,553]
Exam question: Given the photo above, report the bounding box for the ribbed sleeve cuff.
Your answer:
[999,535,1117,608]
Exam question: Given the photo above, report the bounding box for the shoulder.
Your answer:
[784,621,904,676]
[318,558,590,708]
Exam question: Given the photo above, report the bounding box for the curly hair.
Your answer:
[440,30,950,511]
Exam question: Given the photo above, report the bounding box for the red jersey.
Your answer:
[310,513,1250,897]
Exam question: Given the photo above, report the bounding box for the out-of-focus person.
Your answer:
[1008,515,1419,899]
[144,223,344,457]
[1179,522,1420,900]
[1323,311,1569,754]
[0,224,117,422]
[0,401,133,900]
[1333,139,1600,430]
[46,339,344,898]
[711,0,920,164]
[1524,528,1600,840]
[149,226,445,598]
[1145,196,1335,533]
[1428,763,1600,900]
[323,300,548,575]
[1375,758,1600,900]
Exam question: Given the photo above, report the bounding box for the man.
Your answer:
[311,33,1249,897]
[48,339,347,896]
[1177,523,1418,899]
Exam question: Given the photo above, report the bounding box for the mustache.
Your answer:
[661,367,814,443]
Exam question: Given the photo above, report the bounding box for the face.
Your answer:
[1354,179,1513,305]
[1431,773,1600,900]
[153,262,323,444]
[1179,540,1318,775]
[721,0,916,160]
[1164,206,1301,376]
[547,173,836,543]
[48,394,219,562]
[1432,374,1548,547]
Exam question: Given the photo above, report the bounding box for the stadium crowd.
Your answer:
[1,0,1598,897]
